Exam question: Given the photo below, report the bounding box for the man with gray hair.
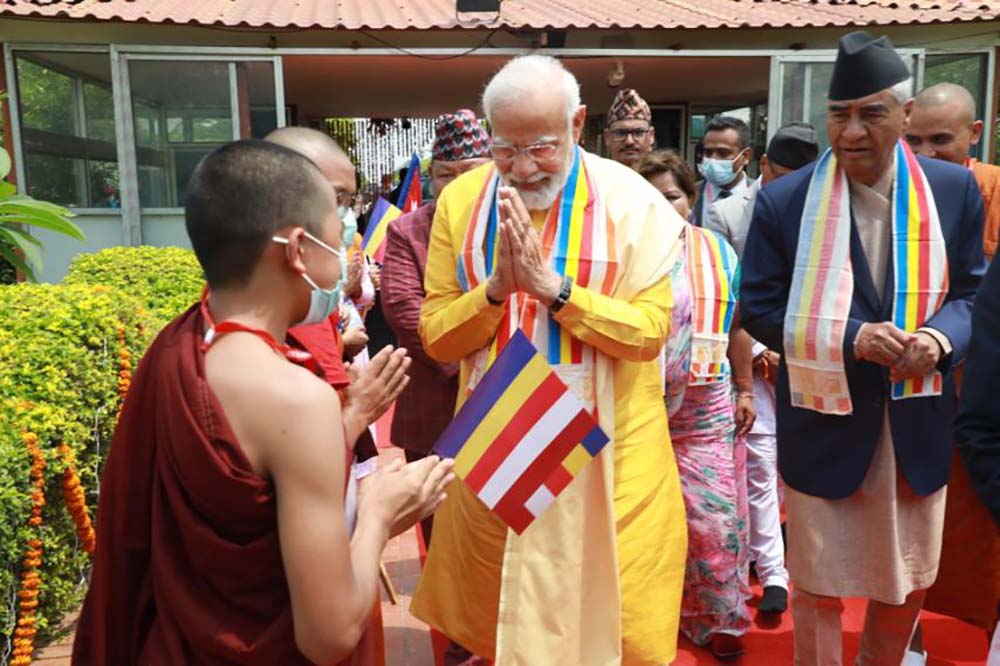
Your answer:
[741,31,986,665]
[410,54,688,665]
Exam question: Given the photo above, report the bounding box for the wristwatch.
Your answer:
[549,275,573,313]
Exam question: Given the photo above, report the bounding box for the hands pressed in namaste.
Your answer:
[854,322,942,382]
[485,187,563,307]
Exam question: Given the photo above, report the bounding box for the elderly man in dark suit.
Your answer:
[381,108,492,545]
[740,31,986,666]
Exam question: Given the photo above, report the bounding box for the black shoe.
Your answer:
[759,585,788,614]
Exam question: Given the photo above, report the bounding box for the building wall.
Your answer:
[1,19,997,281]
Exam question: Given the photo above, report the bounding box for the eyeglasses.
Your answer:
[608,127,652,142]
[335,190,360,209]
[492,140,562,163]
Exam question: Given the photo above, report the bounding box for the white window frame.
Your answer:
[767,49,925,144]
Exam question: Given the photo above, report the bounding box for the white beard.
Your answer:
[501,144,575,212]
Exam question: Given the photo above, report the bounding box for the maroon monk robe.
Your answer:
[73,304,383,666]
[289,311,351,390]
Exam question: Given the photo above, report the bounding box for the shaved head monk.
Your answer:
[267,126,379,462]
[907,82,1000,259]
[73,139,454,665]
[268,126,357,392]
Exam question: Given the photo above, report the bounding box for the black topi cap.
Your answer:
[766,122,820,170]
[828,31,910,101]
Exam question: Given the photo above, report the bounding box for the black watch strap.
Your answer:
[549,275,573,313]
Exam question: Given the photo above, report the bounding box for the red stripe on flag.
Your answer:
[464,373,567,493]
[495,501,536,535]
[492,410,596,534]
[544,461,574,496]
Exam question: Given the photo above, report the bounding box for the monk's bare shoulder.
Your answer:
[205,336,342,477]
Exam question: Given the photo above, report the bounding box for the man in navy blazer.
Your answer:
[740,31,986,666]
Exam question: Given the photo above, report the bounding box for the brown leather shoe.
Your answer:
[710,633,745,660]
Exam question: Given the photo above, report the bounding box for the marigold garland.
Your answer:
[58,443,96,556]
[116,322,132,415]
[10,432,46,666]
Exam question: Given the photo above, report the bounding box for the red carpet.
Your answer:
[416,527,990,665]
[398,410,989,666]
[673,586,990,665]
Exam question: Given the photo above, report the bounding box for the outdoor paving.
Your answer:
[34,447,435,666]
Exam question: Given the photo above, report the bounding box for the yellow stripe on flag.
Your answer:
[363,204,402,257]
[452,354,553,478]
[561,443,593,477]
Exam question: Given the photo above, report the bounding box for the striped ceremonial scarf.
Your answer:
[457,147,619,384]
[784,140,948,415]
[686,226,738,384]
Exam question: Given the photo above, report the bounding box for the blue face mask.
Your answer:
[338,206,358,247]
[273,232,346,326]
[699,150,747,188]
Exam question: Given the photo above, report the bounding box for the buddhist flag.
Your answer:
[362,197,401,263]
[396,153,423,214]
[434,330,609,534]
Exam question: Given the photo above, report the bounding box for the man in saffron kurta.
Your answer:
[410,55,687,666]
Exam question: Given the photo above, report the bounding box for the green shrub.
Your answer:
[0,283,149,653]
[63,246,203,331]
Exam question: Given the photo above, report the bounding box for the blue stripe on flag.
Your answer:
[395,154,420,210]
[580,424,609,456]
[433,330,537,459]
[362,198,392,248]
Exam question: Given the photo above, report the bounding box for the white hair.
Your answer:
[890,77,914,105]
[481,55,581,128]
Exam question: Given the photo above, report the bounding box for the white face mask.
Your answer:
[273,231,346,326]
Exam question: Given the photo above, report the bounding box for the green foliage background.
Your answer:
[0,247,202,661]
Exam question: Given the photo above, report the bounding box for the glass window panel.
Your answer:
[83,82,115,144]
[779,56,917,151]
[191,116,233,143]
[241,61,277,139]
[924,53,989,160]
[128,59,278,207]
[14,51,118,207]
[129,61,232,207]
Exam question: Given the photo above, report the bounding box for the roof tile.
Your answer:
[2,0,998,29]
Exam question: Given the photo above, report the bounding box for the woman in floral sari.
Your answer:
[637,150,756,659]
